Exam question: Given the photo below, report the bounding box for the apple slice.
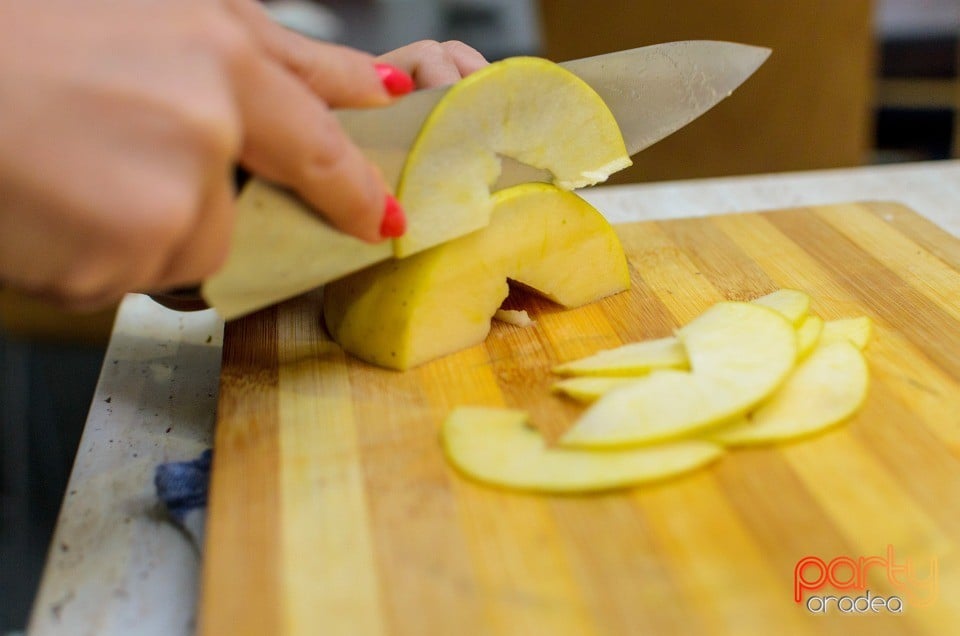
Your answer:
[551,290,810,378]
[323,184,629,370]
[710,341,869,446]
[821,316,872,349]
[796,314,824,358]
[394,57,631,256]
[751,289,810,326]
[560,303,796,447]
[552,376,639,403]
[442,407,723,493]
[553,336,688,377]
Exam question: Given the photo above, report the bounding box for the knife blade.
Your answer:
[335,40,771,189]
[201,41,770,320]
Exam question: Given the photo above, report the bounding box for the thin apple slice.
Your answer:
[750,289,810,326]
[821,316,872,349]
[796,314,824,358]
[395,57,630,256]
[551,290,810,378]
[552,337,688,377]
[552,377,639,403]
[560,302,797,447]
[711,341,868,446]
[442,407,723,493]
[324,184,629,370]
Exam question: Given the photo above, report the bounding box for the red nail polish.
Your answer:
[380,195,406,238]
[375,63,414,96]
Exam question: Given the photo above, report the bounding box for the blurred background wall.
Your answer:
[2,0,958,632]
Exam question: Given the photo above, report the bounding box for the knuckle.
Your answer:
[415,39,449,61]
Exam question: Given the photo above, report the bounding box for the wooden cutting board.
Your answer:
[200,201,960,636]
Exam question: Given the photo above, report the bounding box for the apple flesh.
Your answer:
[323,183,630,370]
[395,57,630,257]
[710,340,869,446]
[559,302,797,447]
[442,407,723,493]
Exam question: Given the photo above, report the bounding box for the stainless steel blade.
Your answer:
[334,40,771,189]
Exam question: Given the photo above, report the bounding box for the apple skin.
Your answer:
[323,183,629,370]
[394,56,630,257]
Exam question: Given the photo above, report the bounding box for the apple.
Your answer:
[442,407,723,493]
[394,56,631,257]
[750,288,810,326]
[559,302,797,447]
[821,316,872,349]
[323,183,630,370]
[710,340,869,446]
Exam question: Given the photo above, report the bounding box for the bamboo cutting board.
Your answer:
[200,201,960,636]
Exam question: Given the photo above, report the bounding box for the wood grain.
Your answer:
[201,202,960,635]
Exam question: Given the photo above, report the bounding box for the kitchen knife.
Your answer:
[200,41,771,320]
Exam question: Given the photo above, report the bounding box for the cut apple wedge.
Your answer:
[710,340,869,446]
[442,407,724,493]
[395,57,631,256]
[323,184,629,370]
[560,302,797,447]
[796,314,824,358]
[821,316,873,350]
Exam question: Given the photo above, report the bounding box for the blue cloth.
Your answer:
[154,449,212,548]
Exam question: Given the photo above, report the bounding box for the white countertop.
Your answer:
[28,159,960,635]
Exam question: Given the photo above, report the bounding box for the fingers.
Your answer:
[236,53,392,243]
[376,40,489,88]
[227,0,411,107]
[152,170,236,290]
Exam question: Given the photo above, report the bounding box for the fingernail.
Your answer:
[375,63,414,97]
[379,195,406,238]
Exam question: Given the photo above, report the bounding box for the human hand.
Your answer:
[0,0,398,310]
[376,40,489,88]
[0,0,488,311]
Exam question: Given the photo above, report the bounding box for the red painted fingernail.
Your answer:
[375,63,414,96]
[379,195,406,238]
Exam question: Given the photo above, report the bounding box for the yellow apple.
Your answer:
[821,316,873,349]
[710,340,869,446]
[796,314,824,358]
[559,303,796,447]
[442,407,723,493]
[551,289,811,378]
[750,289,810,326]
[552,336,688,377]
[323,183,630,370]
[394,57,631,256]
[551,376,639,403]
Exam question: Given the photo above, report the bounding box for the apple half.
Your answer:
[559,302,797,447]
[323,183,630,370]
[442,407,723,493]
[394,57,631,256]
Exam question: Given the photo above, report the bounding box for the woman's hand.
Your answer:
[376,40,489,87]
[0,0,487,310]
